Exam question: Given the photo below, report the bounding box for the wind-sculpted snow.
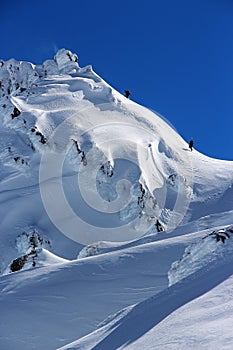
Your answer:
[38,101,194,244]
[0,48,232,255]
[1,50,193,246]
[0,47,232,264]
[0,49,233,350]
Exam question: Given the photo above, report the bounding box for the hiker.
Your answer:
[189,139,194,151]
[124,90,130,98]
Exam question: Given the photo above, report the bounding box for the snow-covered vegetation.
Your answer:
[0,49,233,350]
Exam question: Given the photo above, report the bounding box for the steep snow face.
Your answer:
[0,48,233,272]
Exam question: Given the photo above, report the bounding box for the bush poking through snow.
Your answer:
[100,161,114,177]
[35,130,46,144]
[16,229,51,254]
[208,230,230,243]
[72,139,82,154]
[8,230,51,273]
[71,139,87,165]
[10,255,28,272]
[11,107,21,120]
[155,219,164,232]
[167,174,177,187]
[137,184,146,208]
[81,151,87,166]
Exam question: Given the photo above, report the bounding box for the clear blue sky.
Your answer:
[1,0,233,159]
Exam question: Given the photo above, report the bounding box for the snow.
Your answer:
[64,253,233,350]
[168,226,233,286]
[0,48,233,350]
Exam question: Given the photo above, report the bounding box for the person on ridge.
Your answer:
[124,90,130,98]
[189,139,194,151]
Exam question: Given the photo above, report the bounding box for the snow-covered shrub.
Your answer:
[16,229,51,255]
[10,255,28,272]
[6,230,52,274]
[77,243,100,259]
[167,173,177,187]
[11,106,20,119]
[168,226,233,286]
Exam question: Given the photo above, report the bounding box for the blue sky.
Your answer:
[1,0,233,159]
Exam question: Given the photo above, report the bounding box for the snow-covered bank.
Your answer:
[61,243,233,350]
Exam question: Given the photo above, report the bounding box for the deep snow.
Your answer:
[0,49,233,350]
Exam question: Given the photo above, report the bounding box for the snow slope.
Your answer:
[0,49,233,349]
[61,230,233,350]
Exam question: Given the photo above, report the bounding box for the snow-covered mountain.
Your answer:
[0,49,233,350]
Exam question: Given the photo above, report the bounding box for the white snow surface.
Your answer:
[0,49,233,349]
